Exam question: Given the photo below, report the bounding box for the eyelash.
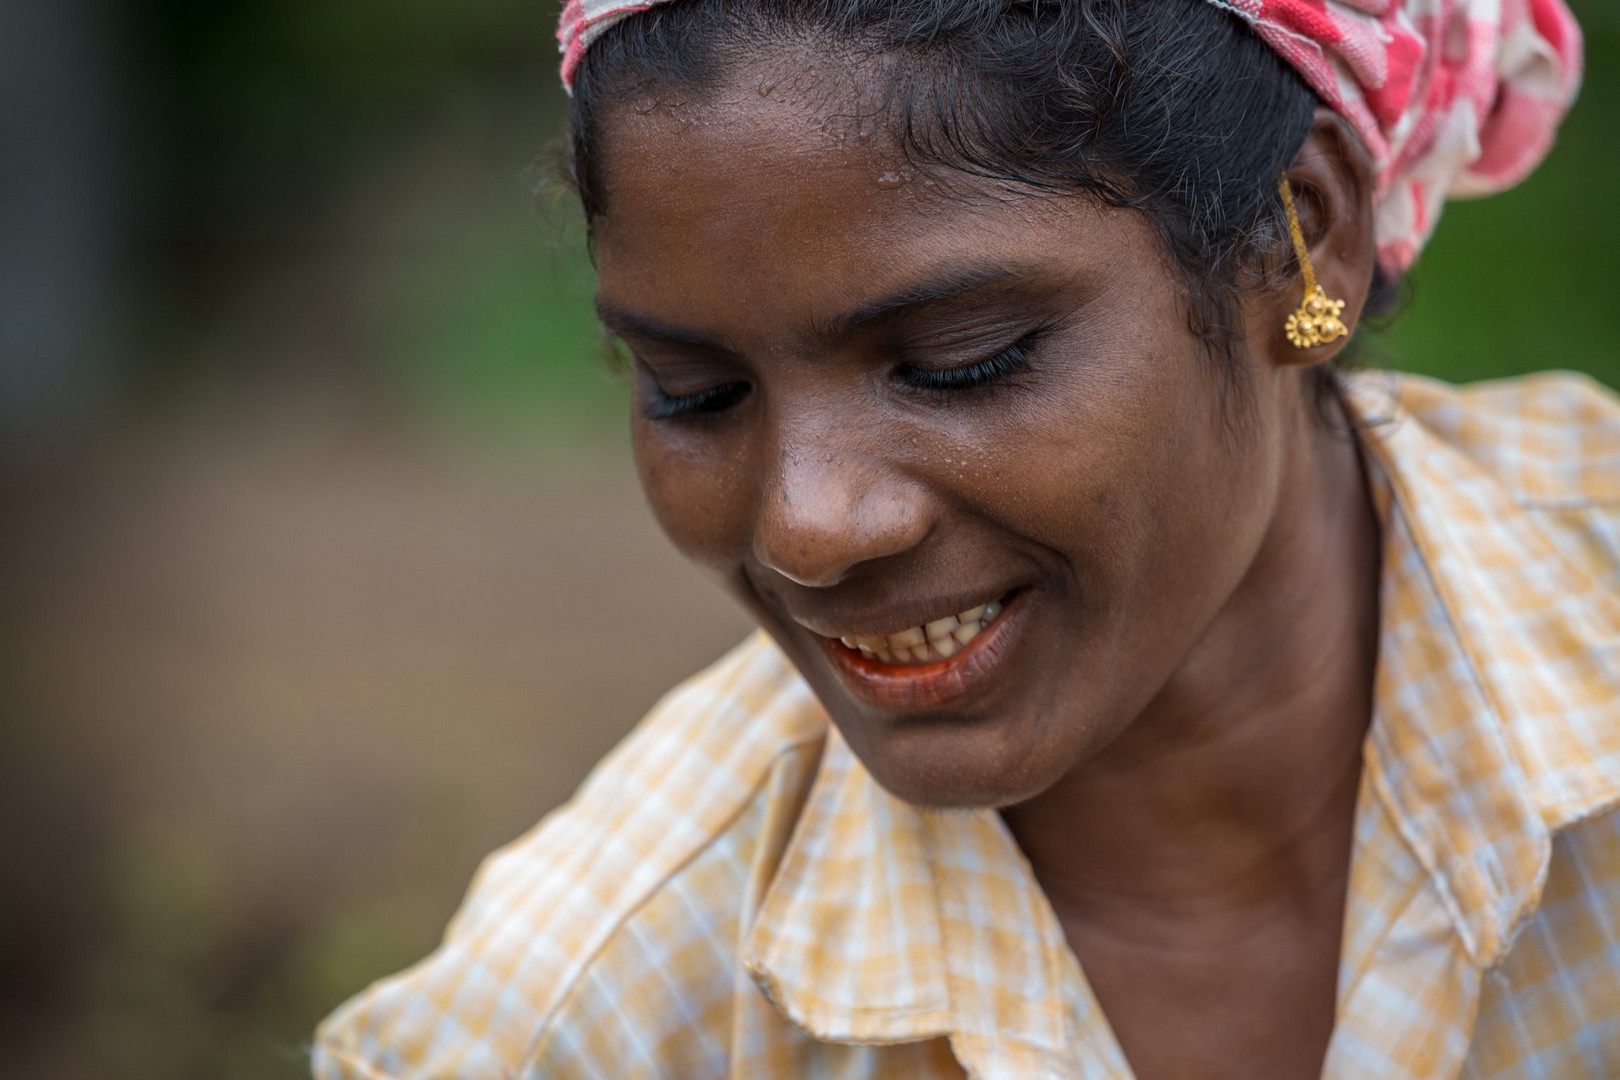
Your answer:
[900,335,1036,394]
[644,380,751,420]
[641,334,1038,419]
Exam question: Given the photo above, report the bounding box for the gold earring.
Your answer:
[1277,174,1348,349]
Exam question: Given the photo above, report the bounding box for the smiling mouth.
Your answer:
[835,599,1006,664]
[814,591,1023,711]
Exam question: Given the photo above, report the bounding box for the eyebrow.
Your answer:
[594,304,731,352]
[595,262,1031,353]
[822,264,1028,341]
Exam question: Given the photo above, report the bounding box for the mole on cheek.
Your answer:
[1092,487,1121,522]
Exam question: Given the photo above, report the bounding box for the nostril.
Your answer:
[767,561,845,589]
[755,450,932,588]
[755,522,856,588]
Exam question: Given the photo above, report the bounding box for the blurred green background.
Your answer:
[0,1,1615,1078]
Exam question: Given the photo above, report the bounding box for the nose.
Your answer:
[753,432,930,588]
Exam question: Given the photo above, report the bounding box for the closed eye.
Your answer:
[899,333,1037,394]
[644,380,752,420]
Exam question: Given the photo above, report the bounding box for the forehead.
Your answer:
[594,49,903,221]
[591,84,1146,343]
[594,84,935,278]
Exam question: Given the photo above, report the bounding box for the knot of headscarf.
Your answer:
[557,0,1583,271]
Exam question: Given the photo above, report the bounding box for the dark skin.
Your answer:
[590,57,1382,1080]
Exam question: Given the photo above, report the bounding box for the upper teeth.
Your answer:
[839,600,1004,665]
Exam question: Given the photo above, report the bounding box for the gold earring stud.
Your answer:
[1277,174,1348,349]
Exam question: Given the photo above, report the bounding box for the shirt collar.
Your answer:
[744,373,1620,1066]
[1349,375,1620,964]
[742,727,1107,1077]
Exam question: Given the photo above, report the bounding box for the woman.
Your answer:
[314,0,1616,1076]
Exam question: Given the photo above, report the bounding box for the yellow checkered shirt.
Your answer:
[313,372,1620,1079]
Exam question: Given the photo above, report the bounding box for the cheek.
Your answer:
[985,341,1258,626]
[633,419,756,573]
[996,353,1206,546]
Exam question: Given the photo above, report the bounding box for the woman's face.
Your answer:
[592,77,1299,809]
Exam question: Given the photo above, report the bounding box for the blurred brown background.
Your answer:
[0,1,1616,1078]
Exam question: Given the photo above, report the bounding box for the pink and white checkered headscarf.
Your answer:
[557,0,1582,271]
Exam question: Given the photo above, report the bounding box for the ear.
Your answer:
[1254,106,1378,370]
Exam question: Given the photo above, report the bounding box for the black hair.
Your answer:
[567,0,1398,381]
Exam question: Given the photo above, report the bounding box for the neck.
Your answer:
[1003,386,1382,936]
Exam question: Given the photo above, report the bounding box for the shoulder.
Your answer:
[1381,371,1620,584]
[1475,804,1620,1072]
[311,632,829,1080]
[1391,370,1620,510]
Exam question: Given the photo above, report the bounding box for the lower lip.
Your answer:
[822,594,1024,711]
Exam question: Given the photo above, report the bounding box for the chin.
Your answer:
[842,709,1079,811]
